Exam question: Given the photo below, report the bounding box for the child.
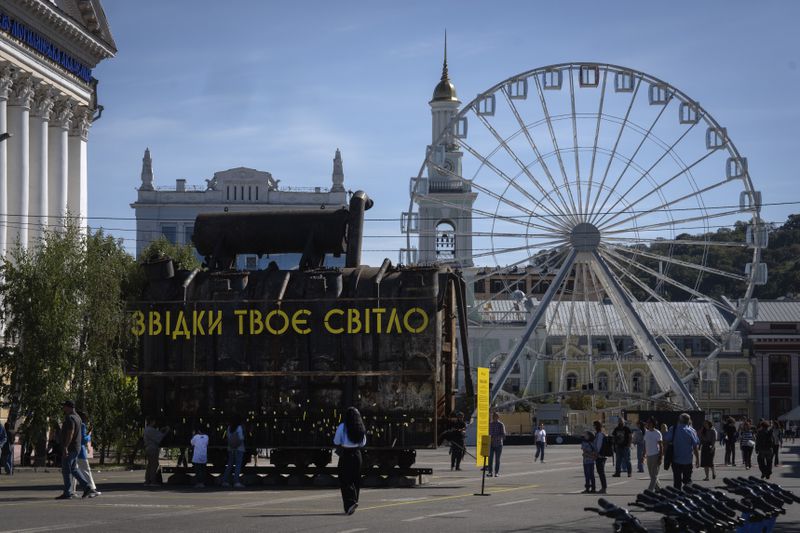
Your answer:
[190,427,209,488]
[581,430,596,493]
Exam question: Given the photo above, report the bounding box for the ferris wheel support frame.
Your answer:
[590,250,699,410]
[489,249,577,403]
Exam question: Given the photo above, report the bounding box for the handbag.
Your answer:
[745,439,755,448]
[663,443,673,471]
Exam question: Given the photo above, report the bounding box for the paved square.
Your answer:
[0,445,798,532]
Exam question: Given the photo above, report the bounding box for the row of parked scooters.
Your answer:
[584,477,799,533]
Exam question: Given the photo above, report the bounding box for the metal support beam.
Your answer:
[489,249,578,402]
[590,251,699,410]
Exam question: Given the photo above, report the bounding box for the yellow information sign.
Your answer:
[476,367,489,466]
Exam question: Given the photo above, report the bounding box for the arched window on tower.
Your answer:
[632,372,643,393]
[597,372,609,392]
[565,372,578,391]
[435,221,456,261]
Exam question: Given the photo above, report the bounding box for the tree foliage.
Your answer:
[0,223,142,459]
[139,236,200,271]
[618,215,800,301]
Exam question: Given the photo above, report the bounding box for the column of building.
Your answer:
[68,106,91,231]
[30,85,56,242]
[0,65,12,258]
[48,98,73,230]
[0,62,90,255]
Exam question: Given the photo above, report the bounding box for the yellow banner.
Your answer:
[476,367,489,466]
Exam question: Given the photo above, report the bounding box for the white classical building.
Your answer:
[130,148,350,270]
[0,0,115,255]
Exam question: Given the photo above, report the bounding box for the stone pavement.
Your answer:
[0,444,798,532]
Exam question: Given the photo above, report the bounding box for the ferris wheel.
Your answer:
[405,63,766,410]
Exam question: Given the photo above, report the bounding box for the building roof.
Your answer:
[53,0,117,52]
[473,299,730,338]
[751,300,800,323]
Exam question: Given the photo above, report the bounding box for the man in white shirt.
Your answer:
[643,418,663,491]
[190,428,209,488]
[533,423,546,463]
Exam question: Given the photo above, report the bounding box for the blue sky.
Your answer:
[89,1,800,264]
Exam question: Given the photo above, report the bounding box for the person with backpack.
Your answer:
[222,415,245,488]
[593,420,609,494]
[611,419,632,477]
[739,420,755,470]
[644,418,663,491]
[664,413,699,490]
[334,407,367,515]
[755,420,775,479]
[722,417,738,466]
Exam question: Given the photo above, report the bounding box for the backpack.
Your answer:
[600,434,614,457]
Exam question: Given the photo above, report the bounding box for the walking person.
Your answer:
[448,412,467,471]
[755,420,775,479]
[222,415,245,488]
[580,431,596,493]
[334,407,367,515]
[644,418,663,491]
[143,418,170,486]
[633,421,645,473]
[71,411,100,495]
[593,420,608,494]
[722,417,738,466]
[611,419,632,477]
[771,420,783,466]
[487,412,506,477]
[55,400,98,499]
[700,420,717,481]
[664,413,699,490]
[0,423,10,475]
[533,423,546,463]
[739,420,755,470]
[190,427,209,488]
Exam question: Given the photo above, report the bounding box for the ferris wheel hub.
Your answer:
[570,222,601,251]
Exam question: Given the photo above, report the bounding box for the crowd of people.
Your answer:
[571,414,787,494]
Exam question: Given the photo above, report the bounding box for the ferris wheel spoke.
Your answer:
[588,76,643,219]
[473,238,569,260]
[567,67,583,216]
[585,266,630,393]
[585,69,609,219]
[499,87,577,227]
[603,236,747,248]
[600,255,714,375]
[597,149,722,231]
[470,248,567,284]
[605,243,748,281]
[593,121,699,228]
[602,206,749,236]
[490,249,579,401]
[599,246,732,312]
[532,74,580,217]
[589,88,673,226]
[415,193,543,232]
[591,250,699,408]
[457,138,573,231]
[427,159,562,230]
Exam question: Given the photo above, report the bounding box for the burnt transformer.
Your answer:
[130,191,473,472]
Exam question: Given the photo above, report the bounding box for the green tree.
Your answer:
[139,236,200,271]
[0,223,142,463]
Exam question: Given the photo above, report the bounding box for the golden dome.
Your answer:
[431,32,459,103]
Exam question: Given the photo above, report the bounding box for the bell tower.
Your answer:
[415,35,476,266]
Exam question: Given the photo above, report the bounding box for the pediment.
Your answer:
[213,167,277,187]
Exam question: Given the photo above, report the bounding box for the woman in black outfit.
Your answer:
[334,407,367,515]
